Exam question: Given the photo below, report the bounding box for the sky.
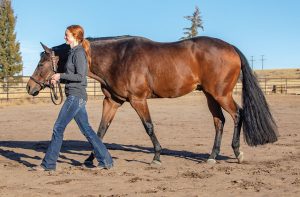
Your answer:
[11,0,300,76]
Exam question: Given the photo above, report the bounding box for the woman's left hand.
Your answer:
[51,73,61,82]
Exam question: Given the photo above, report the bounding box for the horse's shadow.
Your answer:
[0,140,232,168]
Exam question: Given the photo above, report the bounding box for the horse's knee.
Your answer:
[97,128,106,139]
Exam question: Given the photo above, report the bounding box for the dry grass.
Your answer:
[254,68,300,78]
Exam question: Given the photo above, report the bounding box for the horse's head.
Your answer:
[26,43,59,96]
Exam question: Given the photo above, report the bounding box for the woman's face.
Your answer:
[64,30,75,45]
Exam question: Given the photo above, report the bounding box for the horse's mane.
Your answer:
[88,35,142,45]
[88,35,154,47]
[50,35,136,52]
[86,35,134,42]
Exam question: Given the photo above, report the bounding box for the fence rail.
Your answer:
[0,76,103,102]
[1,76,300,102]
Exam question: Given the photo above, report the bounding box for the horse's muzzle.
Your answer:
[26,84,40,96]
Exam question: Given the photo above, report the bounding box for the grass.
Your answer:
[254,68,300,78]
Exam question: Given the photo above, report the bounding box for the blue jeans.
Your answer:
[41,96,113,170]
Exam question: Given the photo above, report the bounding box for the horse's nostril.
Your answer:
[32,91,39,96]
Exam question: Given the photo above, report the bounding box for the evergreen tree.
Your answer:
[181,6,204,40]
[0,0,22,80]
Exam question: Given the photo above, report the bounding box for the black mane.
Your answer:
[51,35,135,52]
[86,35,134,42]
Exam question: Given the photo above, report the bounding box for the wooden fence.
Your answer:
[0,76,103,102]
[0,76,300,102]
[234,77,300,95]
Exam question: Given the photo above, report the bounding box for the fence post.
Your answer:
[235,84,237,94]
[285,78,288,94]
[6,79,9,101]
[94,79,96,97]
[264,78,267,94]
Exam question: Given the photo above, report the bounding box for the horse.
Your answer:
[26,35,278,165]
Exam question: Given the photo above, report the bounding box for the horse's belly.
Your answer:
[152,82,198,98]
[149,64,200,98]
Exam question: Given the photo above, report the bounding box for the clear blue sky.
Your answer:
[11,0,300,75]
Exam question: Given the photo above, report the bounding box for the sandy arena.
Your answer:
[0,93,299,196]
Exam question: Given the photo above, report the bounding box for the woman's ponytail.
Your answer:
[82,38,91,68]
[67,25,92,68]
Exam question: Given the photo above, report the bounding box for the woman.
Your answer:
[33,25,113,171]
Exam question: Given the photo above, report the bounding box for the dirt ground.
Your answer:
[0,93,299,197]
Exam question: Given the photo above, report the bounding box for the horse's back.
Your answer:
[123,37,241,98]
[91,36,242,99]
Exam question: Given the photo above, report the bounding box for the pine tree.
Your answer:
[181,6,204,40]
[0,0,22,81]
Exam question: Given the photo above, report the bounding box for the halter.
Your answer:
[29,74,50,90]
[30,51,63,105]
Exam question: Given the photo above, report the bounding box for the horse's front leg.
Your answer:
[130,98,162,165]
[97,97,123,138]
[84,97,123,165]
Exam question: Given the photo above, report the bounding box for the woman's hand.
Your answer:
[51,73,61,85]
[50,79,57,85]
[51,73,61,81]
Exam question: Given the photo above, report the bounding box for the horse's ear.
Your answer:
[40,42,52,54]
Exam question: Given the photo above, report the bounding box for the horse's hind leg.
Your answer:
[84,97,123,165]
[231,106,243,163]
[129,98,162,165]
[214,94,244,163]
[204,93,225,163]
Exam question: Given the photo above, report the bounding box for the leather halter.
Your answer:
[30,51,63,105]
[30,51,56,89]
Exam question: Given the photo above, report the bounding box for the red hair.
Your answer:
[67,25,91,67]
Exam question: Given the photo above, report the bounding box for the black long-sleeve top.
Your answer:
[60,44,88,101]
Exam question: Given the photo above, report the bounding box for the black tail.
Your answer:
[233,46,278,146]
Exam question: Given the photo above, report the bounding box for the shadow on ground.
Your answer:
[0,140,232,167]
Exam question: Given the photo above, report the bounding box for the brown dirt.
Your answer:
[0,93,299,197]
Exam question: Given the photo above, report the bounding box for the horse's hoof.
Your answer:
[237,152,244,164]
[207,159,217,164]
[150,160,162,166]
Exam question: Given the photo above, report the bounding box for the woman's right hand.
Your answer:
[51,73,61,81]
[51,73,61,85]
[51,79,57,85]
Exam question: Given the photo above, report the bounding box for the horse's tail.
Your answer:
[233,46,278,146]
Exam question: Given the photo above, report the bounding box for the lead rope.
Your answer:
[50,83,63,105]
[50,51,63,105]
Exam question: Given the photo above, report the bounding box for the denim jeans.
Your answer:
[41,95,113,170]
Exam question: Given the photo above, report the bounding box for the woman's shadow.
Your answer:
[0,140,232,168]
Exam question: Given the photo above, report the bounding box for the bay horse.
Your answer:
[26,36,278,165]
